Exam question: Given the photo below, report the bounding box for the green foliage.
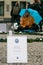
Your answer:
[27,38,43,43]
[0,38,7,42]
[0,38,43,43]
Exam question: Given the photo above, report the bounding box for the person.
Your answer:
[28,2,34,9]
[16,10,39,32]
[11,2,21,24]
[31,0,43,31]
[20,10,34,29]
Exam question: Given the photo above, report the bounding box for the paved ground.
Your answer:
[0,33,43,39]
[0,33,43,65]
[0,42,43,65]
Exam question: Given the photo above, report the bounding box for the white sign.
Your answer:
[0,23,7,33]
[7,35,27,63]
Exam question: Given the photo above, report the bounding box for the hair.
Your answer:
[23,10,30,17]
[24,10,30,15]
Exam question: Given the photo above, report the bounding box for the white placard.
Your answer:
[0,23,7,33]
[7,35,27,63]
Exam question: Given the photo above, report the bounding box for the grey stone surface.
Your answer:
[0,42,43,65]
[1,43,7,63]
[0,34,43,39]
[0,43,2,61]
[0,61,2,65]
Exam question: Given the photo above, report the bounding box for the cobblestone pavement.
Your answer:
[0,34,43,39]
[0,42,43,65]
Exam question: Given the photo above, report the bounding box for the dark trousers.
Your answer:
[15,24,39,32]
[39,21,42,31]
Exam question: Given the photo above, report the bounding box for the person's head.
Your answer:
[24,10,30,17]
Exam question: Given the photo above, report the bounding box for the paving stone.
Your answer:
[1,43,7,63]
[3,63,21,65]
[0,41,43,65]
[0,43,2,61]
[0,61,2,65]
[3,63,9,65]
